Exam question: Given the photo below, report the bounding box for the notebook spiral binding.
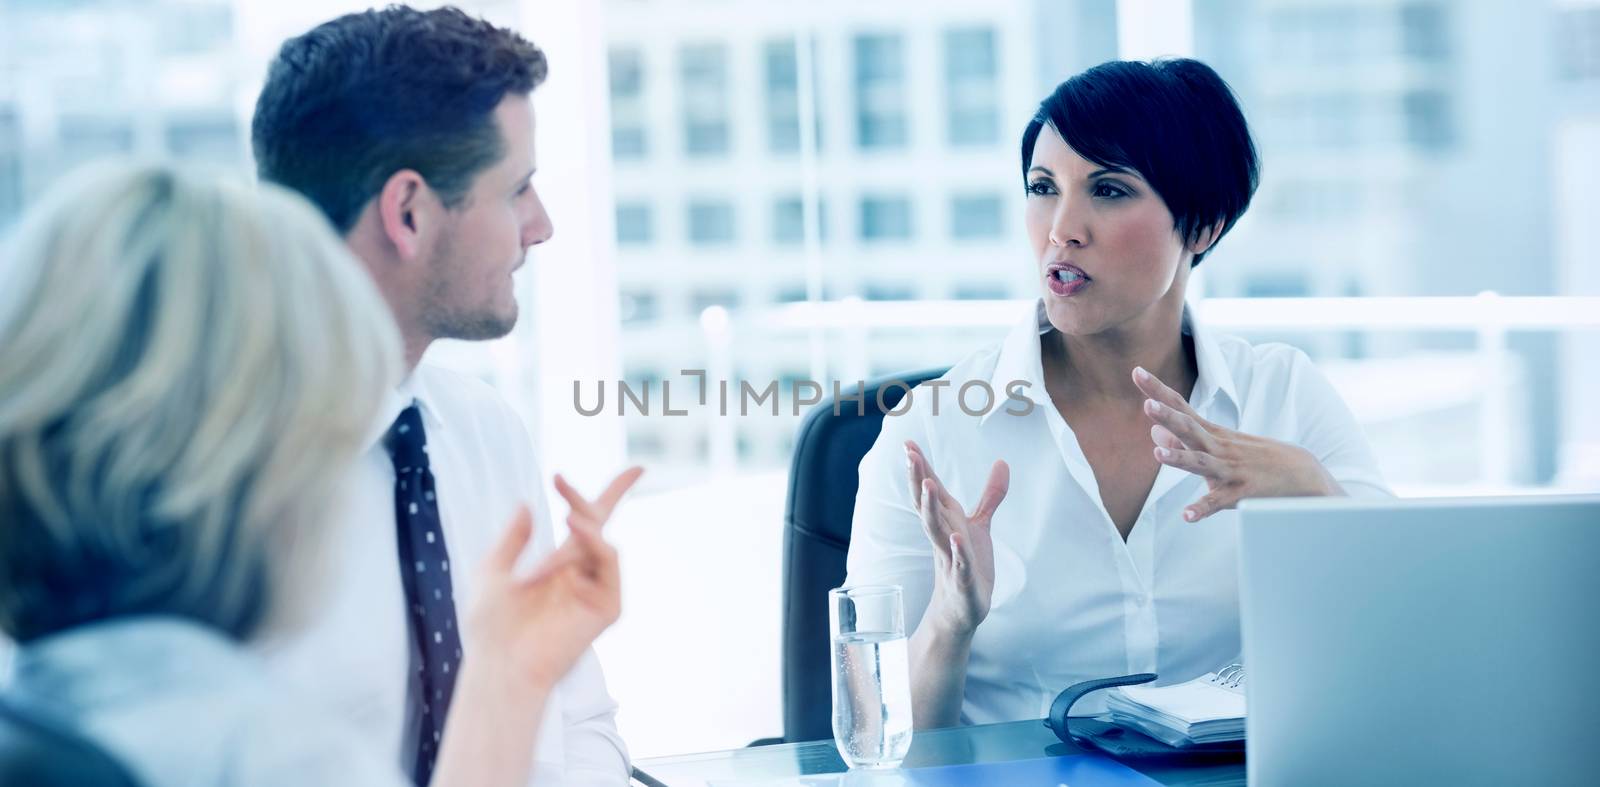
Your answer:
[1208,663,1245,689]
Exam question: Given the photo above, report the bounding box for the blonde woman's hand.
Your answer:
[466,467,644,692]
[1134,366,1343,522]
[904,440,1009,637]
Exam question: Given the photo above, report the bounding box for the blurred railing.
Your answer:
[699,294,1600,487]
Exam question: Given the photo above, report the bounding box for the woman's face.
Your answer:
[1024,125,1199,337]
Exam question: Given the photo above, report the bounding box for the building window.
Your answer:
[853,34,907,150]
[950,194,1004,239]
[775,285,834,303]
[615,202,653,245]
[944,27,1000,146]
[689,289,740,314]
[764,38,823,154]
[1244,273,1310,298]
[626,430,666,458]
[609,47,647,160]
[57,117,133,159]
[164,115,239,163]
[773,196,828,245]
[860,195,913,241]
[863,284,915,301]
[688,199,736,245]
[1556,7,1600,82]
[1403,90,1453,150]
[952,283,1010,300]
[618,291,659,324]
[681,44,730,157]
[1399,3,1449,63]
[158,4,234,53]
[0,107,19,224]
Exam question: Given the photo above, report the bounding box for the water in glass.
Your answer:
[830,630,913,768]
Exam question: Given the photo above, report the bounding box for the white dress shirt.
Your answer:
[258,363,629,786]
[846,300,1390,723]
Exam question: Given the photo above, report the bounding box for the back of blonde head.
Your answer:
[0,162,401,642]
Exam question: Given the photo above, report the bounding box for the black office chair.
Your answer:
[0,697,141,786]
[774,368,947,745]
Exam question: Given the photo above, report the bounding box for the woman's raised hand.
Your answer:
[1133,366,1342,521]
[904,440,1009,636]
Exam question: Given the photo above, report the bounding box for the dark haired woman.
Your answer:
[845,59,1389,729]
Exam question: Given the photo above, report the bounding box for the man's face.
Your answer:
[419,94,551,342]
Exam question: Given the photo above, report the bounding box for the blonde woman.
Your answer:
[0,163,632,786]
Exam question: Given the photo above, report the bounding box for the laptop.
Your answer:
[1238,495,1600,787]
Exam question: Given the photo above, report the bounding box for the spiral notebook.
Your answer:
[1102,664,1247,748]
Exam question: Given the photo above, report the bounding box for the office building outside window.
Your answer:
[859,195,912,241]
[772,195,828,245]
[764,38,823,153]
[609,46,648,160]
[950,193,1004,240]
[944,27,1000,146]
[681,43,731,157]
[853,34,907,150]
[616,202,653,245]
[1556,6,1600,82]
[688,199,736,245]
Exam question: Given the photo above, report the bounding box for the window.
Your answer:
[1265,181,1364,220]
[859,196,913,241]
[57,116,133,158]
[689,289,740,314]
[863,284,915,301]
[1399,4,1449,63]
[688,200,736,245]
[1243,273,1310,298]
[944,28,1000,146]
[853,34,907,150]
[1556,7,1600,82]
[1403,90,1454,150]
[159,5,232,54]
[775,285,834,303]
[772,196,828,245]
[615,202,653,245]
[764,38,823,153]
[681,44,730,157]
[950,194,1004,239]
[618,291,659,324]
[0,107,22,225]
[164,115,238,162]
[609,47,648,160]
[953,284,1011,300]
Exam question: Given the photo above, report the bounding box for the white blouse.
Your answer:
[846,300,1390,724]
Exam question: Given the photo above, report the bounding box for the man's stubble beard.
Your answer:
[418,227,519,343]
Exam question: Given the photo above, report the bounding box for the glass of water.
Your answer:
[829,585,914,769]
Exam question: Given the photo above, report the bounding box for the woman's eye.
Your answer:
[1093,182,1128,199]
[1026,181,1056,196]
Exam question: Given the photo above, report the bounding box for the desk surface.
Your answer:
[634,719,1244,786]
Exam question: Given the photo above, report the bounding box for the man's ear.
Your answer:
[1188,222,1225,257]
[376,169,431,260]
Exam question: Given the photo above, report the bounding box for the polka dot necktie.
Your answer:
[384,404,463,786]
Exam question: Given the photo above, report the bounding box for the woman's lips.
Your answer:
[1045,263,1091,297]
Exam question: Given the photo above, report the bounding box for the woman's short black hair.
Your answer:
[251,5,547,233]
[1021,58,1259,266]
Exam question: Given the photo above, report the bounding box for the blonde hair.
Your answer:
[0,162,401,642]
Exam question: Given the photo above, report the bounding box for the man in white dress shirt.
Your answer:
[249,6,628,785]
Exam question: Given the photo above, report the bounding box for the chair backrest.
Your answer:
[0,698,141,787]
[779,368,946,744]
